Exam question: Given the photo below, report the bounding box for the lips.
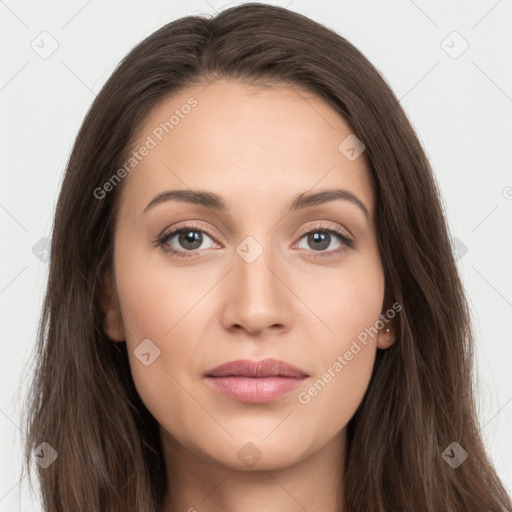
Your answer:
[205,358,308,378]
[204,358,309,403]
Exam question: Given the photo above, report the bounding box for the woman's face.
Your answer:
[103,78,393,471]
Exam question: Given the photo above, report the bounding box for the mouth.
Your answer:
[205,358,308,378]
[204,358,309,403]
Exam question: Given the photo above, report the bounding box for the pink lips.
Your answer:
[204,358,308,403]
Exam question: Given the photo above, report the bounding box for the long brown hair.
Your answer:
[20,3,511,511]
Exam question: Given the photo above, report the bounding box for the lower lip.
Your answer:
[205,376,307,403]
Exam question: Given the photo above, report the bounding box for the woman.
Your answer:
[21,3,512,511]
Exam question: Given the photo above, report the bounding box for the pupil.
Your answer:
[180,230,202,250]
[309,232,329,251]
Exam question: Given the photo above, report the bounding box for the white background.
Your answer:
[1,0,511,509]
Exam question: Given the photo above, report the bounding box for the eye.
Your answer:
[154,221,354,259]
[156,222,219,258]
[294,223,354,258]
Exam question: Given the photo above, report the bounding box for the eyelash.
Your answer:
[154,221,354,260]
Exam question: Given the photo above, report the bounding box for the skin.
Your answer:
[101,78,396,512]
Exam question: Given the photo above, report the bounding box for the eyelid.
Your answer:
[159,220,222,245]
[294,220,353,242]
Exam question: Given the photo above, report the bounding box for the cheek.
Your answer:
[114,238,210,342]
[295,341,376,446]
[112,236,228,409]
[114,257,207,439]
[292,252,384,433]
[294,278,383,441]
[295,247,385,350]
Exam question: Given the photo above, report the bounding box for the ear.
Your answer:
[377,287,398,350]
[377,324,396,350]
[98,267,126,342]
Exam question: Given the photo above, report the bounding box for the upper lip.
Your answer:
[205,358,308,378]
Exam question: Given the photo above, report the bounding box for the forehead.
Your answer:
[117,78,374,219]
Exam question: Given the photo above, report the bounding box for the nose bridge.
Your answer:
[222,233,291,333]
[236,233,281,304]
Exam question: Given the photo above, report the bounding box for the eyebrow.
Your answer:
[142,188,370,219]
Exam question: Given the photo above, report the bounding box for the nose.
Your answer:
[221,238,294,336]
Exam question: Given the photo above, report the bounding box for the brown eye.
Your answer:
[293,222,355,260]
[297,229,348,252]
[158,227,217,255]
[176,230,203,250]
[305,232,331,251]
